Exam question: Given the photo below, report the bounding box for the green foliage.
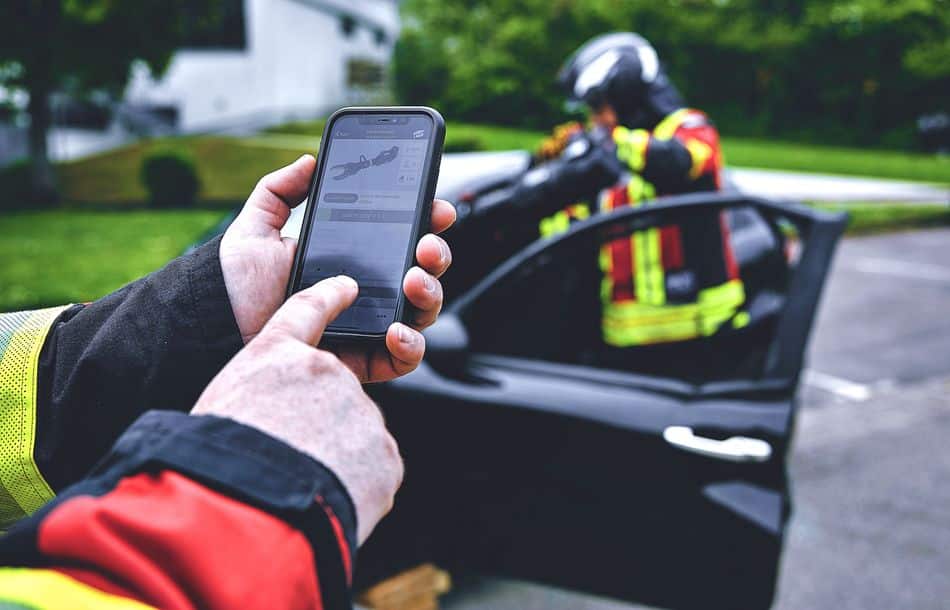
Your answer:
[0,210,224,312]
[394,0,950,147]
[0,160,35,212]
[0,1,232,95]
[141,151,201,208]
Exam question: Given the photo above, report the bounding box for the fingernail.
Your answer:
[423,273,436,293]
[398,324,418,344]
[438,238,450,264]
[334,275,358,290]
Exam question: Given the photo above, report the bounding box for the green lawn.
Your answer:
[813,202,950,235]
[0,210,225,312]
[57,136,307,204]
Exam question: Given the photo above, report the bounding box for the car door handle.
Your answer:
[663,426,772,463]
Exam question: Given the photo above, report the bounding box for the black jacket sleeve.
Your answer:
[34,235,245,492]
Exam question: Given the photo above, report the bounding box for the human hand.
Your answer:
[219,154,456,382]
[192,276,402,545]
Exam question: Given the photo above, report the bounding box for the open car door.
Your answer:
[358,194,847,609]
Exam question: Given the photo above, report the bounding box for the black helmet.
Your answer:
[557,32,684,130]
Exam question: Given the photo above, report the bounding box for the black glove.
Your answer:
[512,133,623,218]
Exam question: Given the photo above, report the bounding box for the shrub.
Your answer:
[141,151,200,208]
[0,160,34,212]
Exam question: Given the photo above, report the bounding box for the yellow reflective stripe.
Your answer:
[0,568,156,610]
[653,108,693,140]
[630,231,651,303]
[539,204,591,238]
[631,227,665,306]
[684,138,713,180]
[0,306,68,528]
[602,279,745,346]
[646,228,665,305]
[567,203,590,220]
[733,311,751,329]
[539,210,569,238]
[613,127,650,172]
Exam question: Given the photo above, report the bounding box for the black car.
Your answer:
[198,152,847,609]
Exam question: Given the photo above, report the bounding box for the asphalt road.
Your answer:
[439,228,950,610]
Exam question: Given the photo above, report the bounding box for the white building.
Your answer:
[124,0,400,133]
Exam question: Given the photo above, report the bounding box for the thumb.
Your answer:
[235,154,316,236]
[261,276,359,345]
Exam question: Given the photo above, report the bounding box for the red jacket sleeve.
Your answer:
[0,411,358,610]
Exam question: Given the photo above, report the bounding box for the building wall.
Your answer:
[124,0,399,132]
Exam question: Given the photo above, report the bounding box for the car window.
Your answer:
[462,203,799,384]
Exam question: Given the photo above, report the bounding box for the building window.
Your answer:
[340,14,356,38]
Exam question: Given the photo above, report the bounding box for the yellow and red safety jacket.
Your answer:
[542,108,746,347]
[0,237,355,609]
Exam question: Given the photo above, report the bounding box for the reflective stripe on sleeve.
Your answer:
[684,138,714,179]
[613,126,650,172]
[0,306,69,527]
[0,568,156,610]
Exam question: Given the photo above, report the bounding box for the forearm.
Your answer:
[0,411,356,610]
[0,236,244,524]
[613,124,718,192]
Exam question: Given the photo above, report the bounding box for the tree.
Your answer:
[0,0,226,203]
[394,0,950,148]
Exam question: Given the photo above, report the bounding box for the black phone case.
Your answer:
[285,106,446,343]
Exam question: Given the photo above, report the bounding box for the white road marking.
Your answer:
[803,369,874,402]
[852,257,950,282]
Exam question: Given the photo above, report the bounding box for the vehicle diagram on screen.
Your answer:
[331,145,400,180]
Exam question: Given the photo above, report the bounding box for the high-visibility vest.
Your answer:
[539,109,747,347]
[598,183,745,346]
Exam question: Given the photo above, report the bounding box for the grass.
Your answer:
[722,139,950,184]
[811,202,950,235]
[56,136,307,204]
[0,209,225,312]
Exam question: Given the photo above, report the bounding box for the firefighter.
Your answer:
[517,33,746,361]
[0,155,456,608]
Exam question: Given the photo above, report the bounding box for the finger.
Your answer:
[403,266,442,330]
[236,155,316,235]
[415,233,452,278]
[430,199,456,234]
[261,275,358,345]
[384,323,425,377]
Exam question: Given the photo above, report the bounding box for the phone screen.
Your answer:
[298,112,435,334]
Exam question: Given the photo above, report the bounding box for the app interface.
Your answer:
[300,114,434,333]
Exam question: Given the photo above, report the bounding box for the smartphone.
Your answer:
[286,106,445,342]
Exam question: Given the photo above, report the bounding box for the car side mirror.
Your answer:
[423,313,469,373]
